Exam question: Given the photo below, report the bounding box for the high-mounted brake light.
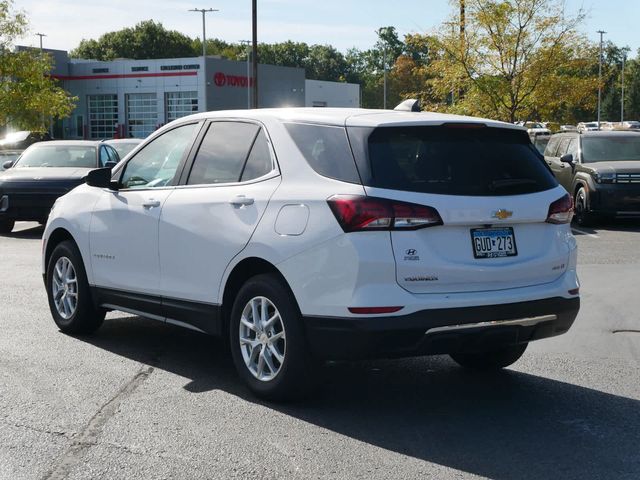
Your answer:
[546,193,574,224]
[327,195,443,232]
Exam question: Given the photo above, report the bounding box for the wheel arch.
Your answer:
[45,228,78,274]
[220,257,299,336]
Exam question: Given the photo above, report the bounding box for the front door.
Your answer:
[89,122,200,297]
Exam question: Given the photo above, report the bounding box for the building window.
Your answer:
[165,91,198,123]
[88,94,118,139]
[126,93,158,139]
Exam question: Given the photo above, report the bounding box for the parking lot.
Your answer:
[1,221,639,480]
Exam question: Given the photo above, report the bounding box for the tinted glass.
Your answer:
[120,123,197,189]
[556,138,571,156]
[240,129,273,182]
[359,126,557,196]
[533,136,549,154]
[188,122,259,185]
[582,136,640,163]
[99,146,111,166]
[545,136,561,157]
[285,123,360,183]
[15,145,96,168]
[567,138,579,158]
[109,142,139,158]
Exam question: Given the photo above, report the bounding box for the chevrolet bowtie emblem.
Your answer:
[492,209,513,220]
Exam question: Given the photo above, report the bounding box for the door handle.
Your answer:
[142,199,161,209]
[229,195,254,207]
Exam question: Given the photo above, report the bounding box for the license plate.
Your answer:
[471,227,517,259]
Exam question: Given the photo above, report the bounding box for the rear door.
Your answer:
[349,124,571,294]
[158,121,280,306]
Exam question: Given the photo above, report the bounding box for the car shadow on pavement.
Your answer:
[79,315,640,480]
[572,218,640,235]
[2,224,44,239]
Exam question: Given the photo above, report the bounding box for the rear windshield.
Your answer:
[349,125,557,196]
[582,136,640,163]
[14,145,96,168]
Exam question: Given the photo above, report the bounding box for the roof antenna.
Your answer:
[394,99,421,112]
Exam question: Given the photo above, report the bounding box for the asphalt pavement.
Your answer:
[0,221,638,480]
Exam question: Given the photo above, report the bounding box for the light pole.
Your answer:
[35,32,46,51]
[383,43,387,109]
[189,8,219,58]
[597,30,606,130]
[252,0,258,108]
[240,40,251,109]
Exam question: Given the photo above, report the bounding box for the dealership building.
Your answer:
[26,48,360,139]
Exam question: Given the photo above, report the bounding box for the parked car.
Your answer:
[0,141,120,232]
[522,122,551,142]
[543,131,640,225]
[0,130,51,150]
[560,125,578,132]
[42,108,579,400]
[621,121,640,131]
[102,138,143,160]
[577,122,599,133]
[0,150,22,171]
[532,132,551,154]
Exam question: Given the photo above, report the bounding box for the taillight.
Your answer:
[546,194,574,224]
[327,195,442,232]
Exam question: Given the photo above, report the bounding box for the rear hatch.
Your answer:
[347,122,572,294]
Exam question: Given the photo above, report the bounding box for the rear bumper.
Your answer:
[303,296,579,360]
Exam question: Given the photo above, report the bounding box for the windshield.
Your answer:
[525,123,544,129]
[350,125,557,196]
[109,142,139,158]
[14,145,96,168]
[582,136,640,163]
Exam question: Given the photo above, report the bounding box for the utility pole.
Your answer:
[35,32,46,51]
[240,40,251,109]
[597,30,606,130]
[621,53,626,123]
[383,43,387,109]
[189,8,219,58]
[252,0,258,108]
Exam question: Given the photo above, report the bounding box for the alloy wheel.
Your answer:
[51,256,78,319]
[239,296,286,382]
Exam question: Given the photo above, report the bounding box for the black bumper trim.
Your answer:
[302,297,580,360]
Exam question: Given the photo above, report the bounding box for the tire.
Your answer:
[229,273,316,401]
[0,219,14,233]
[573,187,597,227]
[450,343,528,370]
[46,240,105,334]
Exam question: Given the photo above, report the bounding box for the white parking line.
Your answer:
[571,227,600,239]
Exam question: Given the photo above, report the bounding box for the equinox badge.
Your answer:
[492,209,513,220]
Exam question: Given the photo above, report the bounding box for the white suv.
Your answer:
[42,108,580,399]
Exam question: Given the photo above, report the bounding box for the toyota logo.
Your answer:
[214,72,226,87]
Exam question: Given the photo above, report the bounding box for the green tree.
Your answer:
[71,20,195,60]
[626,51,640,120]
[429,0,596,123]
[0,0,75,131]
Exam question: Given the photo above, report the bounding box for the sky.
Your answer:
[15,0,640,55]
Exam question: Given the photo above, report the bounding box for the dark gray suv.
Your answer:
[543,131,640,225]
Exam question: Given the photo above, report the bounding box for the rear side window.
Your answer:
[188,122,259,185]
[240,129,273,182]
[350,126,557,196]
[285,123,361,183]
[545,136,561,157]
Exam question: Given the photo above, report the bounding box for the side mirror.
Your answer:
[104,160,118,170]
[2,160,14,170]
[560,153,575,164]
[85,168,118,190]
